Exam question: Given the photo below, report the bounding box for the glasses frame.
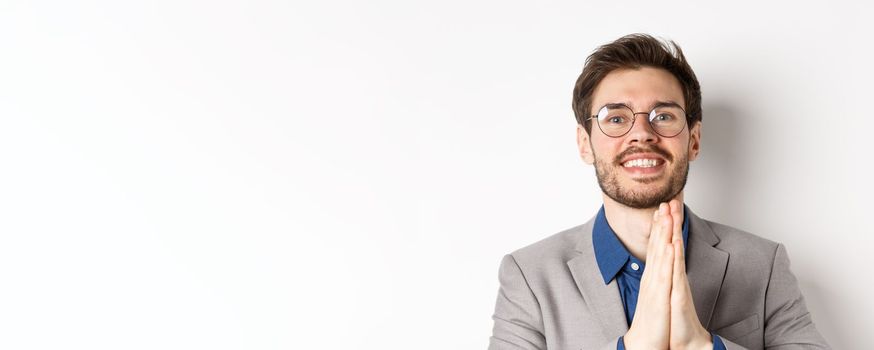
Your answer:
[587,103,689,138]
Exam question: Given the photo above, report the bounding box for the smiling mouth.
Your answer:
[622,158,661,168]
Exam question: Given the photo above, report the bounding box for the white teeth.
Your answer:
[623,159,659,168]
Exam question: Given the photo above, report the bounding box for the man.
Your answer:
[487,34,829,350]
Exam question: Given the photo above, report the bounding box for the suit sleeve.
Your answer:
[488,254,547,350]
[755,243,830,349]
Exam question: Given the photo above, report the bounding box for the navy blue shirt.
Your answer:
[591,205,726,350]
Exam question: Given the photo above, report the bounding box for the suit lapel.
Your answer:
[566,208,729,336]
[685,208,729,329]
[566,218,629,339]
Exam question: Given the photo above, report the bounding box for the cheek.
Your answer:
[662,134,691,152]
[590,138,623,161]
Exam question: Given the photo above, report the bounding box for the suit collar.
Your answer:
[567,206,728,337]
[567,214,629,340]
[591,205,691,285]
[591,206,630,285]
[685,207,728,329]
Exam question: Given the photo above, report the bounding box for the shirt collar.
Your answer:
[592,204,690,284]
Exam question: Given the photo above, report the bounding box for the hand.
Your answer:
[667,200,713,350]
[623,203,674,350]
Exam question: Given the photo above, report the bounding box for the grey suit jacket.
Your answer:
[488,208,829,350]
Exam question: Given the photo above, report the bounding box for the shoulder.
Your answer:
[704,219,778,249]
[699,218,783,266]
[503,221,592,275]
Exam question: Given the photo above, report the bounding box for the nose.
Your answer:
[626,113,659,144]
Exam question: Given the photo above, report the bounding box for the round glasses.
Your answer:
[587,103,688,138]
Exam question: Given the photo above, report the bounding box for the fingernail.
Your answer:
[659,203,666,214]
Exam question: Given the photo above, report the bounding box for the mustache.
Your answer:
[614,146,673,164]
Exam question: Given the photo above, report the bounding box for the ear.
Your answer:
[688,121,701,161]
[577,124,595,165]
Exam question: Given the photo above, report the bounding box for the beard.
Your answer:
[593,145,690,209]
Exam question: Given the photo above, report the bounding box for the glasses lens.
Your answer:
[596,105,635,137]
[648,106,687,137]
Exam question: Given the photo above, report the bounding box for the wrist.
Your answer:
[673,330,712,350]
[687,331,713,350]
[622,327,648,350]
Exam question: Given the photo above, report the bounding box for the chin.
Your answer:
[610,182,678,209]
[622,175,669,187]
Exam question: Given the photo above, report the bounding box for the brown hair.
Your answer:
[572,33,702,134]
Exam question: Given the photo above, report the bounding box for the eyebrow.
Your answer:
[602,100,683,110]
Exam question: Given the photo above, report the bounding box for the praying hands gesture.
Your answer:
[622,200,713,350]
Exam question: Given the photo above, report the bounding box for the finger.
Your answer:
[646,206,662,263]
[677,237,686,276]
[672,239,682,286]
[663,241,675,277]
[660,203,673,245]
[645,203,671,287]
[657,242,674,298]
[671,239,693,308]
[670,200,683,242]
[641,209,661,287]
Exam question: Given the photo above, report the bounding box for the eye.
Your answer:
[654,113,673,121]
[606,115,628,124]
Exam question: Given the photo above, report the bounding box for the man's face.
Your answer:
[576,67,701,209]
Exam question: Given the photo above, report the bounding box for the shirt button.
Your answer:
[630,262,640,271]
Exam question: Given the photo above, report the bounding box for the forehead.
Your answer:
[590,67,685,112]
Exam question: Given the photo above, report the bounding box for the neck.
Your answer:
[602,192,685,262]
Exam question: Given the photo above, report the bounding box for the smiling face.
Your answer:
[576,67,701,209]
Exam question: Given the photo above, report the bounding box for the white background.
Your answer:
[1,0,871,349]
